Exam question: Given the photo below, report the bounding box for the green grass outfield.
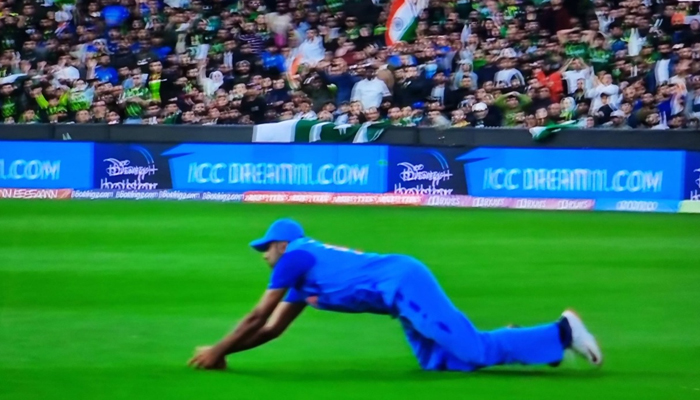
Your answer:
[1,200,699,400]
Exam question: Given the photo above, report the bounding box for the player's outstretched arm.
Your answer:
[227,301,306,354]
[189,288,287,369]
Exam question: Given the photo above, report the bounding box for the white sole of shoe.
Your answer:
[563,309,603,367]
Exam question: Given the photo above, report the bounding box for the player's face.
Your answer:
[263,242,288,268]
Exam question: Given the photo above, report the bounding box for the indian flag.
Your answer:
[286,54,303,89]
[253,120,389,143]
[385,0,427,46]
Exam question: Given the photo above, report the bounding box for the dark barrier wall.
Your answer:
[0,124,698,150]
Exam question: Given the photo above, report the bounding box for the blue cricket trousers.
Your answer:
[391,256,565,371]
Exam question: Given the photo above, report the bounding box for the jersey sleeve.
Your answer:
[284,288,306,303]
[268,250,316,290]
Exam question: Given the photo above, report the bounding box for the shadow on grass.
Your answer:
[218,367,607,382]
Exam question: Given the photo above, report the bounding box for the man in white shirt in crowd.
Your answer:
[587,73,620,114]
[294,99,318,120]
[298,28,325,66]
[351,66,391,110]
[562,58,592,95]
[494,55,525,88]
[52,54,81,85]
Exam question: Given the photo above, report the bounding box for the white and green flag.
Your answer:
[252,120,388,143]
[529,120,578,141]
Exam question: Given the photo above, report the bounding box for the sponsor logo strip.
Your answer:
[423,196,596,211]
[1,188,686,214]
[242,192,596,210]
[0,188,73,199]
[242,192,424,205]
[71,190,244,202]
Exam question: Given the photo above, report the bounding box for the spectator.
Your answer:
[298,29,326,66]
[351,67,391,110]
[534,61,565,102]
[587,73,620,114]
[119,72,151,124]
[451,109,469,127]
[494,91,532,126]
[302,76,333,112]
[530,86,554,114]
[427,109,451,129]
[394,66,429,108]
[294,99,317,120]
[467,102,500,127]
[0,0,696,130]
[562,59,592,95]
[604,110,632,129]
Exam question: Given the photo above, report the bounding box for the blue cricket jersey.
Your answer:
[268,238,418,315]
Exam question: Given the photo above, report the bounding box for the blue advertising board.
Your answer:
[160,144,388,193]
[0,141,690,205]
[458,148,685,200]
[684,152,700,201]
[93,143,174,190]
[0,141,93,189]
[388,147,686,200]
[387,147,467,195]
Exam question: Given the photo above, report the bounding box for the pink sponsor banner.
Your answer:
[510,198,596,211]
[0,188,597,212]
[423,195,595,211]
[242,192,424,206]
[423,195,510,208]
[0,188,73,199]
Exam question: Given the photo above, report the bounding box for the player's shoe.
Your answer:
[562,310,603,366]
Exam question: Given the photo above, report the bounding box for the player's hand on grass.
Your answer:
[188,346,227,370]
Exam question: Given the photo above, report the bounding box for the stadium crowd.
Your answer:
[0,0,699,129]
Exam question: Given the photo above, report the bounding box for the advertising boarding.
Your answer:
[388,147,686,202]
[0,141,93,189]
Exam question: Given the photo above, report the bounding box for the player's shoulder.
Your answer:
[286,237,316,252]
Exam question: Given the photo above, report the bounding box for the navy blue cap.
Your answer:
[249,218,305,252]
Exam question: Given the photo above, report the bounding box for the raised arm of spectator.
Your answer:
[197,59,208,87]
[494,93,509,110]
[559,58,573,74]
[34,92,49,109]
[85,85,96,106]
[583,30,598,45]
[10,52,22,74]
[684,90,697,120]
[579,58,591,71]
[516,91,532,107]
[134,0,145,17]
[117,89,128,107]
[59,91,70,108]
[586,80,602,99]
[557,29,574,45]
[380,79,392,104]
[176,34,187,55]
[514,69,526,87]
[316,66,340,85]
[350,80,360,103]
[86,58,97,81]
[595,11,613,34]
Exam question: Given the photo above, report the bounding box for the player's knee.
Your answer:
[450,334,490,366]
[454,348,487,366]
